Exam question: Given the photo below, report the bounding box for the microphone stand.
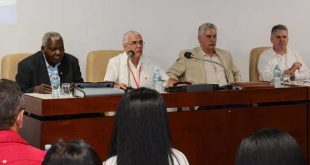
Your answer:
[127,56,131,88]
[186,55,231,84]
[126,50,135,89]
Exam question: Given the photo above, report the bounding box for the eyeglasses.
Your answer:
[126,40,145,46]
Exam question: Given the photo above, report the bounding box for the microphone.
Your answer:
[126,50,135,88]
[127,50,135,57]
[184,52,230,83]
[184,52,192,59]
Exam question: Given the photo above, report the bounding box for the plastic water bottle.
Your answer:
[153,68,163,93]
[273,64,282,88]
[50,70,60,98]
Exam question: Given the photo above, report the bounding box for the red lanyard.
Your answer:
[129,65,142,88]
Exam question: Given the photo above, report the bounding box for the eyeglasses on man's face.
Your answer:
[126,40,145,46]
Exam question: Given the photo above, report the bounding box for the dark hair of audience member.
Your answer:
[0,79,24,130]
[235,128,306,165]
[107,87,176,165]
[42,139,102,165]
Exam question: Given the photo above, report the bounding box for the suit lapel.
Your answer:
[215,49,228,70]
[215,49,231,82]
[193,47,207,82]
[58,55,68,82]
[37,52,50,84]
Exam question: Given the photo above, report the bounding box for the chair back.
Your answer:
[249,47,270,81]
[86,50,122,82]
[1,53,31,80]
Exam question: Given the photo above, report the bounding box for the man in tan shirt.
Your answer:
[167,23,241,87]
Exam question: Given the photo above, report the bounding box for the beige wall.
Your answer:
[1,0,310,81]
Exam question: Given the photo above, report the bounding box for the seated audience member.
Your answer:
[0,79,46,164]
[258,24,309,81]
[16,31,84,93]
[104,31,168,90]
[166,23,241,87]
[103,87,189,165]
[235,128,306,165]
[42,139,101,165]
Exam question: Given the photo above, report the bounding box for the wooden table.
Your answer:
[21,86,309,165]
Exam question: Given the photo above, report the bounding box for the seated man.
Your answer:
[104,31,168,91]
[16,32,83,93]
[0,79,46,164]
[258,24,309,81]
[166,23,241,87]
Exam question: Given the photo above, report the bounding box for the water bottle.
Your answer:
[50,70,60,98]
[273,64,282,88]
[153,68,163,93]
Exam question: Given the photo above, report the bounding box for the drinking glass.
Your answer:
[282,74,290,84]
[61,83,71,96]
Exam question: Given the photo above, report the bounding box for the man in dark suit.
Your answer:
[16,32,83,93]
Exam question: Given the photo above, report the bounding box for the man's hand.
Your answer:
[283,62,302,79]
[114,83,129,89]
[290,62,302,73]
[166,78,178,87]
[33,83,52,94]
[283,70,295,77]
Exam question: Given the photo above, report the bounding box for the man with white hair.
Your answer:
[167,23,241,87]
[16,31,83,93]
[104,31,168,90]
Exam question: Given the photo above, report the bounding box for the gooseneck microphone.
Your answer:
[184,52,193,59]
[127,50,135,57]
[184,52,230,83]
[127,50,135,87]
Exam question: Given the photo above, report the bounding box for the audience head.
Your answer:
[107,87,173,165]
[198,23,217,53]
[270,24,288,52]
[0,79,25,132]
[122,30,144,58]
[235,128,306,165]
[41,31,65,67]
[42,139,102,165]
